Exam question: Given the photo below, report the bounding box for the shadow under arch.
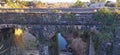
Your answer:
[0,24,39,55]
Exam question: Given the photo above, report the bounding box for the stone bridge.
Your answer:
[0,8,119,55]
[0,8,95,25]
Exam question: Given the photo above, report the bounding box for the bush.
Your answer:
[72,0,85,8]
[93,8,120,55]
[95,8,115,25]
[95,8,120,25]
[92,32,113,55]
[113,9,120,20]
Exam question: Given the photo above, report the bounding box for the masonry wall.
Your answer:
[0,12,94,25]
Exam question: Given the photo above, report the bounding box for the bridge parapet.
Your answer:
[0,12,95,25]
[0,8,96,13]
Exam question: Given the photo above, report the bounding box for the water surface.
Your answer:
[58,33,67,50]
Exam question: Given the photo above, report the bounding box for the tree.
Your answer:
[34,1,46,8]
[72,0,85,8]
[1,0,28,8]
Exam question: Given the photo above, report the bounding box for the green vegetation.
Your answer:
[95,8,115,25]
[66,13,76,21]
[80,30,90,42]
[94,8,120,32]
[93,8,120,55]
[72,0,85,7]
[52,10,60,12]
[92,32,113,55]
[2,0,28,8]
[95,8,120,31]
[34,1,46,8]
[0,0,81,8]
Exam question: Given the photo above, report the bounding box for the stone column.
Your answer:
[36,27,49,55]
[29,26,50,55]
[89,36,95,55]
[48,33,59,55]
[0,28,14,55]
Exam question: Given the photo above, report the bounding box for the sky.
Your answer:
[28,0,116,3]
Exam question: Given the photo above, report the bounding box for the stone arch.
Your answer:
[47,25,90,55]
[0,24,39,55]
[59,25,89,55]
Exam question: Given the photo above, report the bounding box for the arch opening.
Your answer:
[58,33,67,51]
[49,32,72,55]
[0,26,39,55]
[48,29,90,55]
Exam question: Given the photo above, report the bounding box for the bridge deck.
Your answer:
[0,8,96,13]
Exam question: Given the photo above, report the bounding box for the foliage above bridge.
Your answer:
[1,0,28,8]
[72,0,85,8]
[95,8,120,25]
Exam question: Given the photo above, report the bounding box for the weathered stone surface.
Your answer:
[0,10,119,55]
[0,12,95,25]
